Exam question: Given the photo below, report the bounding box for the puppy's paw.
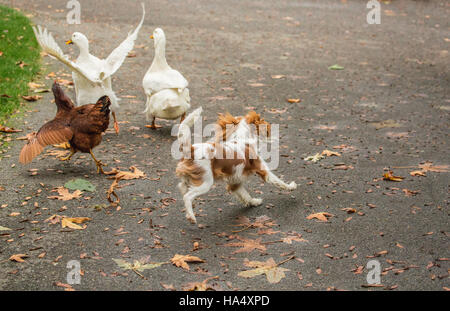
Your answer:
[249,198,263,207]
[287,181,297,191]
[186,213,197,224]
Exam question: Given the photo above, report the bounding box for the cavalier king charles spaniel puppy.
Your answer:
[176,108,297,224]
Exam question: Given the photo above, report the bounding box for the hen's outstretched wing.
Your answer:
[101,2,145,80]
[19,119,74,164]
[32,25,101,85]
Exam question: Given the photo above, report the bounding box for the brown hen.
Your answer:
[19,82,111,173]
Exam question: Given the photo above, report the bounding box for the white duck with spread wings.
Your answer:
[142,28,191,129]
[32,3,146,134]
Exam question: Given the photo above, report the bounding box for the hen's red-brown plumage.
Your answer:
[19,82,111,172]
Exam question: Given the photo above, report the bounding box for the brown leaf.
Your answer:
[306,212,333,222]
[106,166,145,180]
[22,95,42,102]
[171,254,205,271]
[48,187,82,201]
[182,276,220,291]
[321,149,341,157]
[10,254,28,262]
[418,162,449,173]
[224,237,267,254]
[0,125,22,133]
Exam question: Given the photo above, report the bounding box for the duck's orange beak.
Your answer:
[149,35,154,39]
[65,40,73,45]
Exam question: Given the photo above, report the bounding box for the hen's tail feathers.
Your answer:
[96,95,112,114]
[178,107,202,158]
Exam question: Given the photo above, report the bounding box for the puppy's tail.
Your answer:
[178,107,202,158]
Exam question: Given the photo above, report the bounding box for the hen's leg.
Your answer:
[146,116,162,130]
[60,149,76,162]
[89,149,105,174]
[112,111,119,135]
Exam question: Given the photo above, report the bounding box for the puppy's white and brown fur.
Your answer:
[176,108,297,224]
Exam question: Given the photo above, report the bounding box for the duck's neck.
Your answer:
[77,43,90,60]
[150,40,169,72]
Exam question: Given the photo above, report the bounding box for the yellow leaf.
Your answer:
[383,171,404,182]
[61,217,91,230]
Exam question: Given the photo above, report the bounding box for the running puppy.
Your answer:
[176,108,297,224]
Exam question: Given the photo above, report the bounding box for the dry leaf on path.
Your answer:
[182,276,220,291]
[61,217,91,230]
[0,125,22,133]
[22,95,42,102]
[418,162,449,173]
[383,171,404,182]
[106,166,145,180]
[10,254,28,263]
[321,149,341,157]
[306,212,333,222]
[171,254,205,271]
[225,237,267,254]
[48,187,82,201]
[238,257,292,284]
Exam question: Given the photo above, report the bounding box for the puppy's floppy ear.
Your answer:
[245,111,260,125]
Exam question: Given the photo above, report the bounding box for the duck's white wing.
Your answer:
[32,26,101,85]
[101,2,145,80]
[143,69,188,94]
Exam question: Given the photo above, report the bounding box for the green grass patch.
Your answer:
[0,5,41,123]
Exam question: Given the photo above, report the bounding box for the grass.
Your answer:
[0,5,40,123]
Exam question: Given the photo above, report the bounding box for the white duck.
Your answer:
[142,28,191,129]
[32,3,146,134]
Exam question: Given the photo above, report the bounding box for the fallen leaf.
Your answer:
[306,212,333,222]
[328,64,344,70]
[238,257,291,284]
[321,149,341,157]
[0,225,11,231]
[113,258,165,272]
[171,254,205,271]
[22,95,42,102]
[304,153,324,163]
[48,187,82,201]
[106,166,145,180]
[61,217,91,230]
[182,276,220,291]
[224,237,267,254]
[0,125,22,133]
[10,254,28,262]
[383,171,404,182]
[64,179,96,192]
